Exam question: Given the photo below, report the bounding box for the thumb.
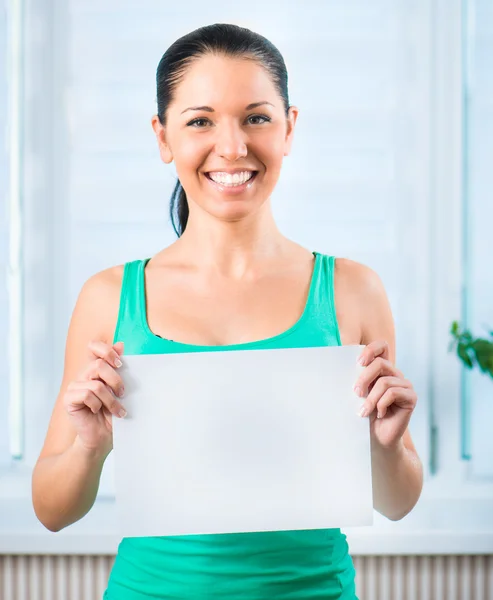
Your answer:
[113,341,124,356]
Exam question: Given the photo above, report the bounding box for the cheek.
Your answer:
[263,141,285,177]
[253,132,285,170]
[263,126,288,162]
[179,138,205,170]
[174,138,208,178]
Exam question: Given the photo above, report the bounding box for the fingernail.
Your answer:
[118,387,125,398]
[118,408,127,418]
[358,356,366,366]
[357,404,368,417]
[354,386,363,397]
[115,359,123,368]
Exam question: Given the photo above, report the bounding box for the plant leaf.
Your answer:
[471,339,493,372]
[449,321,493,379]
[458,344,474,369]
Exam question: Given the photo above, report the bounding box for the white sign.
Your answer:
[112,345,373,537]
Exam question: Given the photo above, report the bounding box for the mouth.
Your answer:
[204,170,259,194]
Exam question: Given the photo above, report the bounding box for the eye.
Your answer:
[187,117,211,128]
[247,114,271,125]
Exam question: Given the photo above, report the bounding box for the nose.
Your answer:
[214,121,248,161]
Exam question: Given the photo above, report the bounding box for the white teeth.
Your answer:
[208,171,255,186]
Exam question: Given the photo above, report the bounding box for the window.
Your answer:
[1,0,492,555]
[460,0,493,480]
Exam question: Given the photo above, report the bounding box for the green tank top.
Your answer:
[104,251,358,600]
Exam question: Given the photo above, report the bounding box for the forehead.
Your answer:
[171,54,278,108]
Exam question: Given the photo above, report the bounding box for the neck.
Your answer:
[172,201,288,278]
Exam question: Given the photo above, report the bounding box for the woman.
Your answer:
[32,23,423,600]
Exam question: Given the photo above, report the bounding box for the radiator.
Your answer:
[0,556,113,600]
[352,556,493,599]
[1,555,492,600]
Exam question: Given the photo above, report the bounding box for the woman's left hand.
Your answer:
[355,340,417,450]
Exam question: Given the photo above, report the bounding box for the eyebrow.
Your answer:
[180,101,274,115]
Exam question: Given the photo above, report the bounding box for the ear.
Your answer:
[283,106,299,157]
[151,115,173,164]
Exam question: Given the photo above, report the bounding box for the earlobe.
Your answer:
[160,144,174,164]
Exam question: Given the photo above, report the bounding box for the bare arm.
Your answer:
[370,434,423,521]
[32,438,110,532]
[31,267,123,532]
[340,260,423,521]
[361,266,423,520]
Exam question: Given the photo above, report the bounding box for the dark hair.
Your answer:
[155,23,291,236]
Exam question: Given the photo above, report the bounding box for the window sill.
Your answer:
[1,490,493,556]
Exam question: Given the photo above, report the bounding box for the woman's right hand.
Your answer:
[63,340,126,456]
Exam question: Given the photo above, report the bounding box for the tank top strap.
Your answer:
[112,258,148,347]
[308,253,342,346]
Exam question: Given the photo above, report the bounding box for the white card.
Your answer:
[112,345,373,537]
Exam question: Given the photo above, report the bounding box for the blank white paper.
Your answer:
[112,345,373,537]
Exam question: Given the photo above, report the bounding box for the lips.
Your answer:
[203,170,259,194]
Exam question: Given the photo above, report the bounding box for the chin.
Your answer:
[215,206,260,223]
[216,196,269,220]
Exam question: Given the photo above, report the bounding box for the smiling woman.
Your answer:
[31,21,423,600]
[151,47,298,235]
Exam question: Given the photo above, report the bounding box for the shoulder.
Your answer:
[80,263,125,301]
[72,263,126,344]
[333,258,394,346]
[333,257,386,298]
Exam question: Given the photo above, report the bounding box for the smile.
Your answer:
[204,171,258,194]
[206,171,257,186]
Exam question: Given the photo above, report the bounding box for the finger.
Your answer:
[69,379,126,418]
[375,387,416,419]
[82,393,102,415]
[358,376,408,417]
[113,341,124,361]
[358,340,390,366]
[82,358,125,399]
[64,388,102,415]
[367,376,411,404]
[87,340,123,369]
[354,357,402,397]
[85,379,126,417]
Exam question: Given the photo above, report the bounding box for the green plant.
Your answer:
[449,321,493,379]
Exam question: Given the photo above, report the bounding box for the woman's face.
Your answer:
[152,53,298,224]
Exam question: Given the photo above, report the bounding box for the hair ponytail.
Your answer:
[169,180,189,237]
